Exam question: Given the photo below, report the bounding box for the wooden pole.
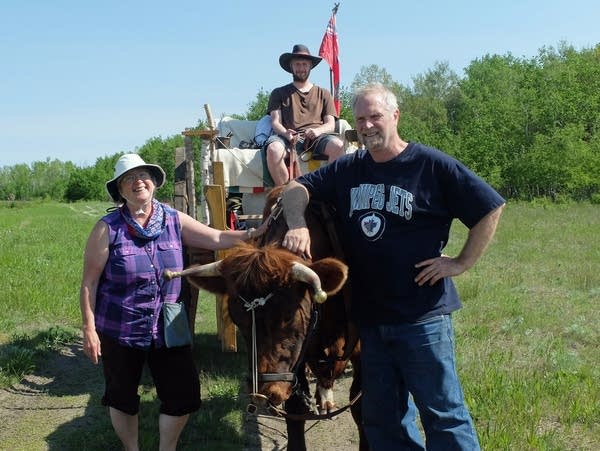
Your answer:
[174,146,198,337]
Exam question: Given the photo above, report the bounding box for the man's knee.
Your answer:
[266,142,286,163]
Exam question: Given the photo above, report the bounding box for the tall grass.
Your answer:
[0,201,101,336]
[0,200,598,449]
[448,201,599,449]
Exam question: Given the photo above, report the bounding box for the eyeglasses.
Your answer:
[120,170,152,185]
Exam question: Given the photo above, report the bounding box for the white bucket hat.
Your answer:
[106,153,166,202]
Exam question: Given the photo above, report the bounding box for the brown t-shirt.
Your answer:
[268,83,337,132]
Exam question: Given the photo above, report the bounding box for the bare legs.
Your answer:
[265,137,346,186]
[109,407,139,451]
[109,407,189,451]
[158,413,190,451]
[266,141,291,186]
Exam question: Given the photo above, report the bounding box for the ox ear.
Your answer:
[309,258,349,296]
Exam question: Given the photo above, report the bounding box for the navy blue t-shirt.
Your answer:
[297,143,505,326]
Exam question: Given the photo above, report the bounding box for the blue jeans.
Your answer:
[360,315,480,451]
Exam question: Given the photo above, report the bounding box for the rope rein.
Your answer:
[239,293,274,395]
[268,390,363,421]
[245,196,363,422]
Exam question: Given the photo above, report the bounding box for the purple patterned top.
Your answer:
[95,204,183,348]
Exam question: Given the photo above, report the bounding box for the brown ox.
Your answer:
[166,187,368,451]
[259,187,367,449]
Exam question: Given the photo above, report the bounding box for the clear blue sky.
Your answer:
[1,0,598,167]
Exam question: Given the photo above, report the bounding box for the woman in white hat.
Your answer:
[79,153,263,450]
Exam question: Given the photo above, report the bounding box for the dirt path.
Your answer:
[243,373,361,451]
[0,343,360,450]
[0,343,105,451]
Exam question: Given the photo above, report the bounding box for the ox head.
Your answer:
[164,242,348,409]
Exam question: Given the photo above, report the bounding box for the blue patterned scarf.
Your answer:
[121,199,166,240]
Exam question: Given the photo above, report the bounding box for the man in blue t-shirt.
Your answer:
[280,83,505,450]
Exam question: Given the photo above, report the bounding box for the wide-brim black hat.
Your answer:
[279,44,322,73]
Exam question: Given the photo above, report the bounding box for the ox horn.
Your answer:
[163,261,222,280]
[291,262,328,304]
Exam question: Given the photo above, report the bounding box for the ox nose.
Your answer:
[248,382,290,408]
[264,382,292,407]
[247,393,269,414]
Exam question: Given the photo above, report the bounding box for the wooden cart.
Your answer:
[175,105,359,352]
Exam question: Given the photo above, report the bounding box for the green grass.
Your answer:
[448,201,599,450]
[0,200,101,335]
[0,199,598,450]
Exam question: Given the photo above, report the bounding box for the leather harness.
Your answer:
[246,197,362,420]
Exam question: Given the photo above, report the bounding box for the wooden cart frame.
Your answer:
[175,124,240,352]
[174,105,359,352]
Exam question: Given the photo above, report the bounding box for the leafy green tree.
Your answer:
[1,164,33,200]
[532,43,600,139]
[337,86,354,125]
[64,166,102,201]
[505,124,599,200]
[3,41,600,203]
[63,154,120,202]
[400,62,462,153]
[412,61,464,135]
[30,159,75,200]
[455,53,531,186]
[0,167,15,200]
[350,64,400,93]
[243,88,270,120]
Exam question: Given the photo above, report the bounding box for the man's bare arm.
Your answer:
[305,115,336,140]
[415,204,505,286]
[271,109,296,141]
[270,109,286,135]
[281,181,312,258]
[456,203,505,270]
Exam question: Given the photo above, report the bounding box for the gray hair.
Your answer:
[351,83,399,115]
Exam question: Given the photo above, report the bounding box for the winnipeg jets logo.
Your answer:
[359,211,385,241]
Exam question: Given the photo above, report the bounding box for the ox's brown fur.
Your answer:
[185,242,350,408]
[184,188,368,451]
[257,186,368,451]
[211,243,347,299]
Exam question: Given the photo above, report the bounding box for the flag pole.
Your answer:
[319,2,341,114]
[329,3,339,97]
[329,67,334,99]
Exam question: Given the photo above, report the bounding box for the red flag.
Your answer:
[319,10,340,115]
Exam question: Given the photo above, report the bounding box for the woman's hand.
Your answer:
[82,327,102,364]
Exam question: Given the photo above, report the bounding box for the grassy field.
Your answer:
[0,200,598,450]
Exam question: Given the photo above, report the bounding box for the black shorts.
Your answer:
[264,133,338,158]
[99,333,201,416]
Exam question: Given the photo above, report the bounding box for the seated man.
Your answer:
[264,44,345,185]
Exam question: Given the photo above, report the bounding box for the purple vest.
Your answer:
[95,204,183,348]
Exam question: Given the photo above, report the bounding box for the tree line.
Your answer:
[1,41,598,203]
